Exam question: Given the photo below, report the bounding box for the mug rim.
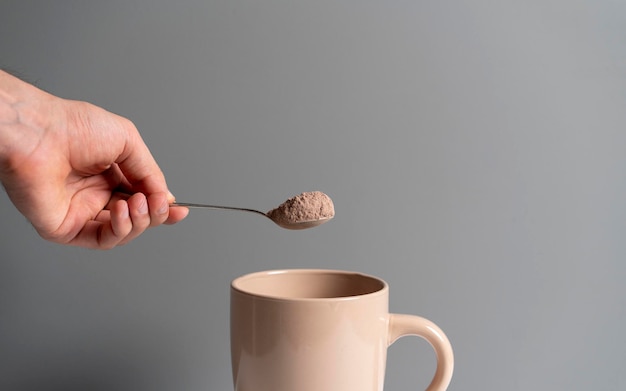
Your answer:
[231,268,389,302]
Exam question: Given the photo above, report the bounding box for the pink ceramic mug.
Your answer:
[230,269,454,391]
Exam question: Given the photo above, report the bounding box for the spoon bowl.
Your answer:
[272,216,333,230]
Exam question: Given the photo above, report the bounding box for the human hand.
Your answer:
[0,70,188,249]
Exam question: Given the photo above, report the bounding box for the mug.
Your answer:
[230,269,454,391]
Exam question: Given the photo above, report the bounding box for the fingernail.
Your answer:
[138,199,149,214]
[158,200,169,215]
[121,203,130,219]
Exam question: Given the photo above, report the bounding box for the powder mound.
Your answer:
[267,191,335,224]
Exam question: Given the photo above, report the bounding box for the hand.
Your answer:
[0,70,188,249]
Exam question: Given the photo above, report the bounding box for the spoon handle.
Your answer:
[172,202,267,217]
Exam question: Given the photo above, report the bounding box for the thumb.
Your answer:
[115,118,172,200]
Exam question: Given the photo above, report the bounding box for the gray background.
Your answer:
[1,1,625,390]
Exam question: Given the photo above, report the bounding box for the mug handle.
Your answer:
[388,314,454,391]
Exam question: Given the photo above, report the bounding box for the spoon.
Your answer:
[172,199,333,230]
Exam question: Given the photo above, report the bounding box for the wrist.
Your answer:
[0,70,56,181]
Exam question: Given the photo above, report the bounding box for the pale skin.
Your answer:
[0,70,189,249]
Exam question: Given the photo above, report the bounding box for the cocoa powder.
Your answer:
[267,191,335,224]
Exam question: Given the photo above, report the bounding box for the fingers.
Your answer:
[115,192,169,246]
[105,191,188,226]
[72,199,132,249]
[110,192,188,246]
[165,205,190,225]
[70,191,187,249]
[95,199,133,249]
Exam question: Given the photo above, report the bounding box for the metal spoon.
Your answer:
[172,202,333,230]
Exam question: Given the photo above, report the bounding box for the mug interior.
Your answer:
[232,269,386,300]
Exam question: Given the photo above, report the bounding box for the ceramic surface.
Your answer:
[230,269,454,391]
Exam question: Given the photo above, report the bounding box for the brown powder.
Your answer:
[267,191,335,224]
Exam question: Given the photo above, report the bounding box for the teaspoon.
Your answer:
[172,201,332,230]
